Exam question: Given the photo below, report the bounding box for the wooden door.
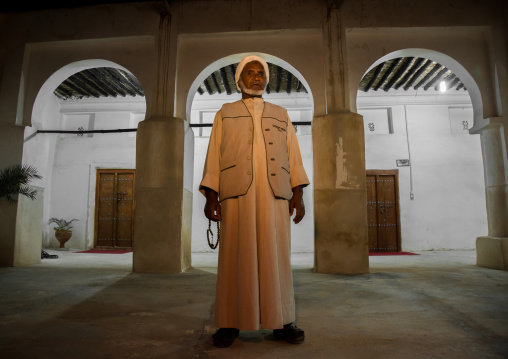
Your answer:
[95,169,135,249]
[366,170,401,252]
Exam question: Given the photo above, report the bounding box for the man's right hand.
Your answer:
[204,187,222,221]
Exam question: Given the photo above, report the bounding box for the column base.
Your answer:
[476,236,508,271]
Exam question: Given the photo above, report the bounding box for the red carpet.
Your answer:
[76,249,132,254]
[369,251,419,256]
[76,249,417,255]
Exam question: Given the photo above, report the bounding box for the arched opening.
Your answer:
[186,53,315,268]
[356,50,487,257]
[23,59,146,267]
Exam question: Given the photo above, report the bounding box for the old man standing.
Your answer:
[199,55,309,348]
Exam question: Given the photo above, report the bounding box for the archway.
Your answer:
[352,48,484,128]
[355,49,487,258]
[186,53,315,268]
[19,59,146,266]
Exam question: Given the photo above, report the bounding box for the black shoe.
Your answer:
[273,323,305,344]
[41,250,58,259]
[212,328,239,348]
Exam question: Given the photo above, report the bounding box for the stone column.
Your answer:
[313,6,369,274]
[133,116,189,273]
[0,122,25,267]
[474,118,508,270]
[132,10,191,273]
[313,112,369,274]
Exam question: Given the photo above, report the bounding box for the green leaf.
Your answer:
[0,164,42,204]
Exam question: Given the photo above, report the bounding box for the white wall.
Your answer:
[36,85,487,252]
[358,88,487,250]
[44,97,145,250]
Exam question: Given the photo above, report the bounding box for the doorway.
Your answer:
[366,170,401,252]
[94,169,135,249]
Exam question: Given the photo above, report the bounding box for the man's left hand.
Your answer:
[289,186,305,224]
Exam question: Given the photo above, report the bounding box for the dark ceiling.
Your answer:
[196,63,308,96]
[359,57,466,92]
[54,68,144,100]
[53,63,308,100]
[55,56,466,101]
[0,0,157,13]
[1,2,467,99]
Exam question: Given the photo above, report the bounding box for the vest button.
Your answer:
[247,171,252,175]
[247,156,251,160]
[248,140,252,144]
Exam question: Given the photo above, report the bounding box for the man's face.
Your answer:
[239,61,266,96]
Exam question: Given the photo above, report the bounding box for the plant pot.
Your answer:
[55,229,72,249]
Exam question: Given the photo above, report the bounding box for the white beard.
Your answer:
[238,79,265,96]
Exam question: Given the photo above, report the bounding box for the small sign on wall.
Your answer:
[449,107,473,135]
[396,159,410,167]
[360,108,392,135]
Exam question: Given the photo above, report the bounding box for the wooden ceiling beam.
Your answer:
[68,76,101,98]
[403,60,430,91]
[219,68,232,95]
[384,57,414,91]
[448,77,461,90]
[106,68,138,96]
[99,68,128,96]
[373,58,402,91]
[54,87,74,99]
[414,64,442,90]
[286,72,293,94]
[210,72,222,94]
[296,78,302,92]
[203,78,213,95]
[363,63,384,92]
[74,72,109,97]
[84,69,118,97]
[120,70,145,96]
[82,69,115,97]
[90,67,118,98]
[423,67,449,91]
[61,79,92,98]
[229,64,240,93]
[394,57,425,90]
[456,83,466,91]
[275,66,282,93]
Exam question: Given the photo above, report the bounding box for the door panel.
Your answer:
[366,175,378,250]
[115,172,134,248]
[366,170,401,252]
[95,169,135,249]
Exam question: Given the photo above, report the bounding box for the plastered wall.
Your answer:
[358,89,487,250]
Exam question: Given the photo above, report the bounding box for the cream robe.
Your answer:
[200,98,309,330]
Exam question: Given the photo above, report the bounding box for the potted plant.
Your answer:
[48,218,78,249]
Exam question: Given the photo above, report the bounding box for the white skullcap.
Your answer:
[235,55,270,92]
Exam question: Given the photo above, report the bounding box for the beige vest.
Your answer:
[218,100,292,202]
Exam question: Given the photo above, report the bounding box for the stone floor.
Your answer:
[1,249,507,358]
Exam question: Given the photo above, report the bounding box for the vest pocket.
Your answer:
[281,166,290,174]
[273,124,287,132]
[220,164,236,172]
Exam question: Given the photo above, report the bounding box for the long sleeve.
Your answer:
[286,114,310,189]
[199,110,223,196]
